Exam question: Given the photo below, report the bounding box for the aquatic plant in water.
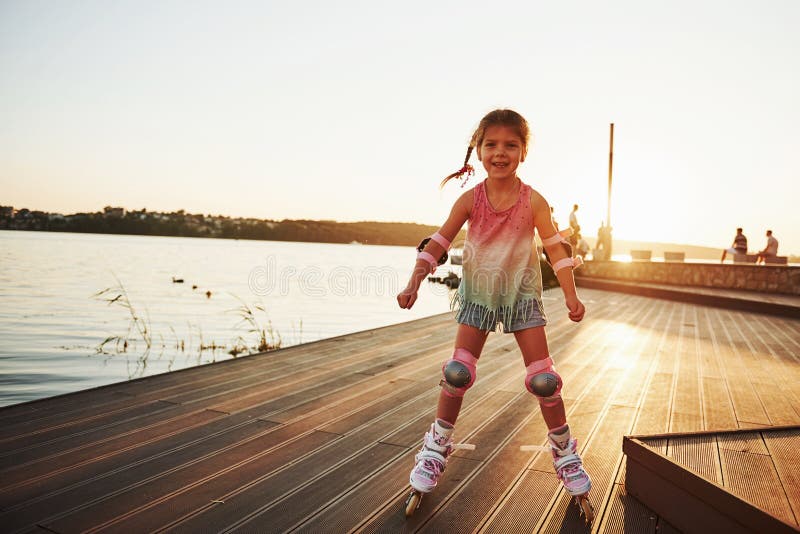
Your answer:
[228,296,284,356]
[91,277,296,379]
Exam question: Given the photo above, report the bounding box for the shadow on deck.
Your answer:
[1,287,799,533]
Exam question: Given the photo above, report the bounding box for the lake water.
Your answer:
[0,231,459,407]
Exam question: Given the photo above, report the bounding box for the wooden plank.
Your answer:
[709,308,770,426]
[598,484,657,534]
[0,407,223,495]
[717,431,768,455]
[294,448,416,534]
[608,298,679,520]
[726,312,800,425]
[221,442,411,534]
[43,429,343,533]
[665,435,721,484]
[720,447,796,525]
[0,411,262,510]
[479,470,562,534]
[1,418,279,533]
[0,400,182,455]
[763,428,800,526]
[699,308,738,430]
[702,376,738,431]
[668,306,703,432]
[0,389,138,429]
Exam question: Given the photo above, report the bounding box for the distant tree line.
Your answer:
[0,205,466,247]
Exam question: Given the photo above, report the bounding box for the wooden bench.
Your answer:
[733,253,758,263]
[764,255,788,265]
[663,251,685,262]
[630,250,652,261]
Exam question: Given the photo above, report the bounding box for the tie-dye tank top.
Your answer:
[453,179,544,330]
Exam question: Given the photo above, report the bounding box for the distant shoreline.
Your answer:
[1,206,795,261]
[0,206,458,248]
[0,227,412,247]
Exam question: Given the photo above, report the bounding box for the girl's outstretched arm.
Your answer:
[531,190,585,322]
[397,191,472,309]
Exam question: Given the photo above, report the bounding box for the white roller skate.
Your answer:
[406,419,468,517]
[548,425,594,524]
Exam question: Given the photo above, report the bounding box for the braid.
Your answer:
[440,145,475,189]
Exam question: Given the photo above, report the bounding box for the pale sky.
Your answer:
[1,0,798,255]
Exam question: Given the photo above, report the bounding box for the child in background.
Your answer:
[397,109,592,520]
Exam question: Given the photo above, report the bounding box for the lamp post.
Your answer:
[605,123,614,260]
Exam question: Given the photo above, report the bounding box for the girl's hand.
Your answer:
[397,286,418,309]
[565,295,585,322]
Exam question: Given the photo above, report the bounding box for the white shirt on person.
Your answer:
[765,235,779,255]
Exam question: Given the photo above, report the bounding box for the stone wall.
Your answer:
[576,261,800,296]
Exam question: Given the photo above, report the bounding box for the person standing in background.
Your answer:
[569,204,580,234]
[568,204,580,252]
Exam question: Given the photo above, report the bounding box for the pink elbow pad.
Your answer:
[541,229,571,247]
[430,232,451,250]
[552,257,574,273]
[417,251,439,271]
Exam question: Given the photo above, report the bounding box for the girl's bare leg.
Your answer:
[437,324,489,424]
[514,325,592,519]
[513,326,567,429]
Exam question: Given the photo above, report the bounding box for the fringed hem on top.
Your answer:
[451,292,545,332]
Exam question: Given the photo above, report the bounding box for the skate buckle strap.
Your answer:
[554,453,582,471]
[416,448,447,464]
[425,427,455,454]
[519,445,551,453]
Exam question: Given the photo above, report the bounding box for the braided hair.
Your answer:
[440,109,530,188]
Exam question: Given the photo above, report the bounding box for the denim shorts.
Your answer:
[455,299,547,333]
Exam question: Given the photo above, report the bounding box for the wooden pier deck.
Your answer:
[1,287,799,533]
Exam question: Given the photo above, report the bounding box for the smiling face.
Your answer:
[477,125,526,181]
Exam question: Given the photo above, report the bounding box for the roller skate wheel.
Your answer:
[575,495,594,525]
[404,490,422,517]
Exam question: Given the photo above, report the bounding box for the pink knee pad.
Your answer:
[440,348,478,398]
[525,357,563,407]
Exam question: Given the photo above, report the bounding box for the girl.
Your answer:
[396,109,593,520]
